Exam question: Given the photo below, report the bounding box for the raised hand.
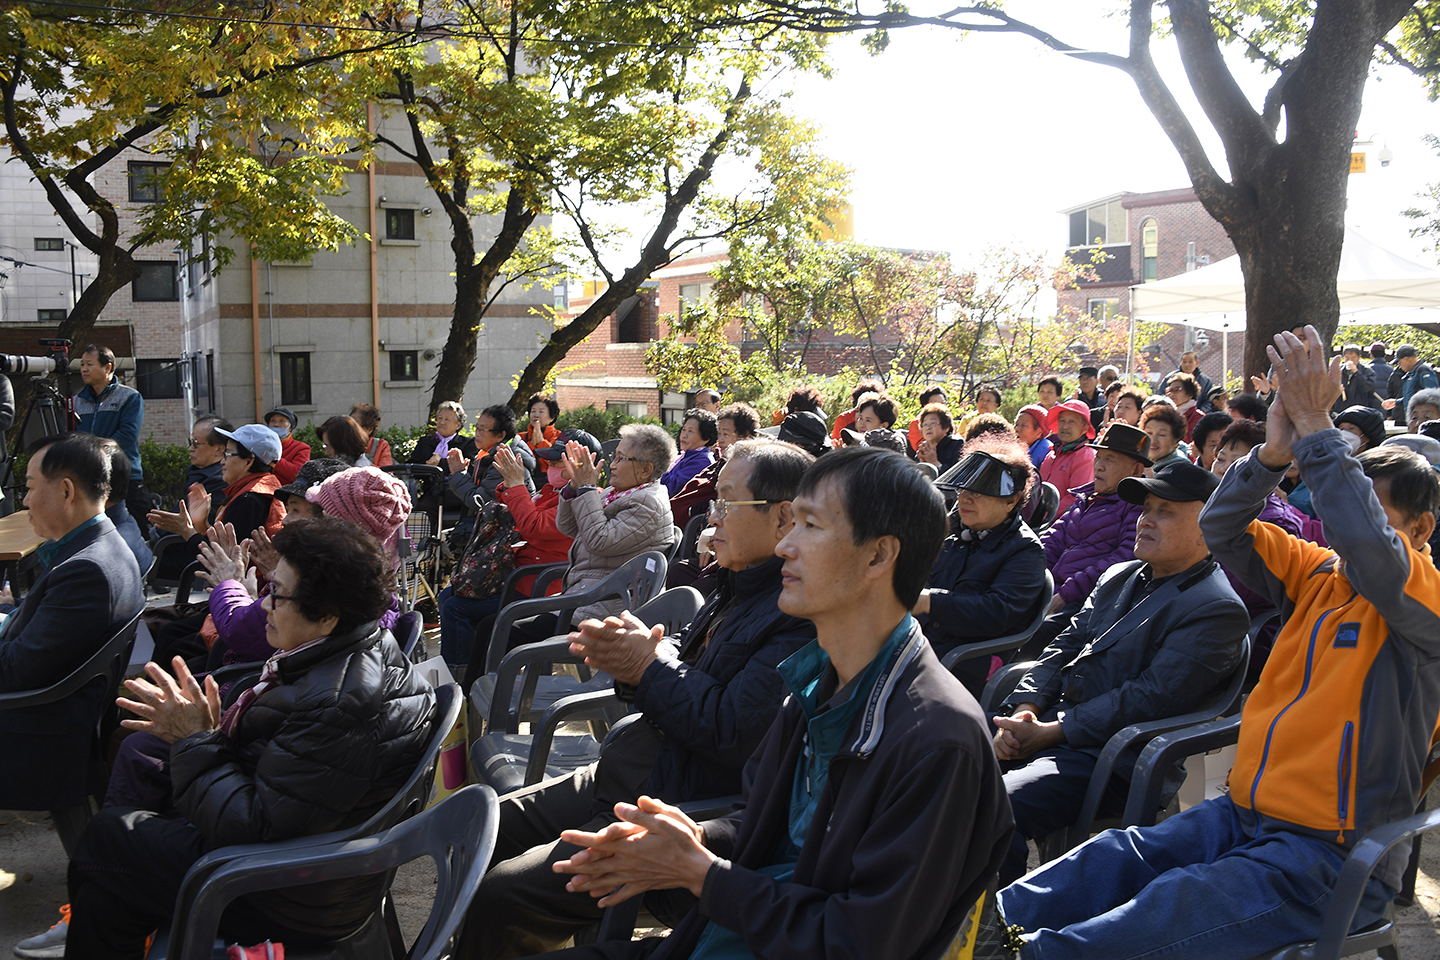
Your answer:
[247,527,279,579]
[118,657,222,744]
[493,443,528,488]
[185,482,212,530]
[197,522,249,586]
[446,447,470,475]
[1267,325,1341,437]
[564,440,602,487]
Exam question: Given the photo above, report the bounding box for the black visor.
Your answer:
[948,451,1021,498]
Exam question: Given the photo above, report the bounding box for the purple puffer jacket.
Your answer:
[1041,482,1143,607]
[210,580,403,665]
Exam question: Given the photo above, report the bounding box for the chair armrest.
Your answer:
[600,713,644,755]
[0,613,139,710]
[485,593,585,673]
[175,560,203,606]
[532,565,566,597]
[1120,715,1243,828]
[940,635,1029,670]
[524,689,623,785]
[488,637,583,732]
[1312,806,1440,960]
[980,661,1037,714]
[500,562,567,607]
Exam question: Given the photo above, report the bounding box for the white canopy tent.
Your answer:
[1125,229,1440,379]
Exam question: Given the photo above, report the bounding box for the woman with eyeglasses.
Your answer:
[62,517,436,959]
[910,434,1047,697]
[473,422,678,659]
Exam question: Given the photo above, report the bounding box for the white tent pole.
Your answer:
[1222,326,1229,391]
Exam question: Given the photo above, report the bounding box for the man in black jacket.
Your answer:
[550,447,1012,960]
[459,440,817,960]
[0,433,145,812]
[992,460,1247,885]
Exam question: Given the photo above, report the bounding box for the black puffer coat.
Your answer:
[169,622,436,936]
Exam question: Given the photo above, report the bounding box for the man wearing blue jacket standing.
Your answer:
[72,344,149,535]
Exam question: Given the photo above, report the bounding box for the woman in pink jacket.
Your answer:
[1039,399,1097,515]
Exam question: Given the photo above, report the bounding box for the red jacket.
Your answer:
[497,482,572,597]
[273,436,312,485]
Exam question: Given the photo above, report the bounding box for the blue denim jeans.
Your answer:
[438,586,503,668]
[997,795,1395,960]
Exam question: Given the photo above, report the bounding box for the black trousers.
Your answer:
[125,477,152,538]
[66,807,322,960]
[457,722,675,960]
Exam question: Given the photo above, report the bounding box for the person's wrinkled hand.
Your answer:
[247,527,279,579]
[197,523,249,586]
[1251,374,1272,394]
[993,709,1065,762]
[564,440,602,487]
[1267,325,1340,436]
[553,796,714,906]
[493,444,528,488]
[568,611,664,685]
[118,657,221,744]
[147,506,197,539]
[447,447,470,475]
[916,439,938,465]
[185,483,212,531]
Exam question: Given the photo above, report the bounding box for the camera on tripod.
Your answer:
[0,338,71,376]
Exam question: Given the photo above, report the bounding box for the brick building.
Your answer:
[1059,187,1238,388]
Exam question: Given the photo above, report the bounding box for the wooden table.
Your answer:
[0,510,44,563]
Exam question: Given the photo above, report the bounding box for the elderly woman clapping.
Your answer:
[63,517,436,959]
[478,422,678,657]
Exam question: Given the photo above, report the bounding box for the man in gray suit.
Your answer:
[991,460,1248,885]
[0,433,145,811]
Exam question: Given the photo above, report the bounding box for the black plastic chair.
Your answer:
[153,683,464,959]
[0,610,141,856]
[980,631,1252,860]
[677,513,709,563]
[1021,482,1062,533]
[163,782,498,960]
[939,571,1054,679]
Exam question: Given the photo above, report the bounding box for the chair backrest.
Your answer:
[633,586,706,637]
[600,438,622,460]
[486,550,670,672]
[1023,482,1061,532]
[167,683,464,952]
[0,609,141,713]
[678,512,709,562]
[174,560,203,606]
[392,610,423,661]
[177,783,499,960]
[664,525,684,564]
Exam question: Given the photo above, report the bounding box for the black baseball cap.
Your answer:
[535,429,602,461]
[1078,366,1100,378]
[1117,460,1219,506]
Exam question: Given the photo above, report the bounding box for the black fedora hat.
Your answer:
[1118,460,1219,506]
[1087,422,1153,467]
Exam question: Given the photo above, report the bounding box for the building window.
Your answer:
[385,208,415,240]
[678,281,713,313]
[606,401,647,418]
[279,352,312,406]
[192,354,210,407]
[36,308,67,321]
[1088,298,1121,322]
[389,350,419,381]
[1142,219,1159,282]
[34,238,64,251]
[1069,199,1128,247]
[135,359,184,399]
[128,161,170,203]
[132,261,178,301]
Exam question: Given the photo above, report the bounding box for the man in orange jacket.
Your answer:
[992,326,1440,960]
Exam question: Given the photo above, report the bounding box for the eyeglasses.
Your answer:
[267,591,296,607]
[222,451,245,459]
[611,453,641,465]
[708,498,777,520]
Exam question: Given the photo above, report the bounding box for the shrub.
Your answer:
[556,405,667,441]
[140,435,190,502]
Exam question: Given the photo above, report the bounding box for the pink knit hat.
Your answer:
[305,466,411,554]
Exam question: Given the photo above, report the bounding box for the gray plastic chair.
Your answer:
[166,783,499,960]
[470,586,706,794]
[153,683,463,959]
[0,609,140,855]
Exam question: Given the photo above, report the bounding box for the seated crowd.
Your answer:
[6,332,1440,960]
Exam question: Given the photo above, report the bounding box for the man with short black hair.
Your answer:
[1336,343,1379,411]
[0,434,145,812]
[547,447,1012,960]
[184,415,230,524]
[1383,343,1439,424]
[1075,366,1105,429]
[460,440,817,959]
[74,344,149,534]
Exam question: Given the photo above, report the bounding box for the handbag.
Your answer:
[450,499,520,599]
